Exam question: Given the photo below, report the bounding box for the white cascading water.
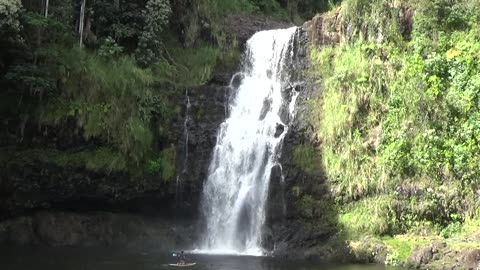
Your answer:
[198,27,298,256]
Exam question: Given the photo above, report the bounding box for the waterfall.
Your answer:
[198,27,298,256]
[183,88,191,173]
[175,89,191,208]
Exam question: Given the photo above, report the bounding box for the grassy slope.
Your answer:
[1,0,297,178]
[303,0,480,266]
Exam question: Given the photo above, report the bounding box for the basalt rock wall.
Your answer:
[263,25,348,261]
[0,15,289,248]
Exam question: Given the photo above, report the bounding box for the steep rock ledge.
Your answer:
[264,26,348,262]
[264,6,480,270]
[0,15,292,247]
[173,82,229,216]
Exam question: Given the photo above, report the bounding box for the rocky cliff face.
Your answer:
[0,81,228,220]
[172,14,294,217]
[0,15,291,248]
[261,25,348,262]
[173,80,229,217]
[0,78,228,248]
[263,6,480,270]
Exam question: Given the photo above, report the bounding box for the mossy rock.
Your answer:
[349,236,388,263]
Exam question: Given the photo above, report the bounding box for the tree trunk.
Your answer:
[114,0,120,10]
[45,0,49,17]
[35,0,45,64]
[79,0,86,48]
[287,0,298,21]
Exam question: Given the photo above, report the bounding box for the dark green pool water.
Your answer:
[0,246,406,270]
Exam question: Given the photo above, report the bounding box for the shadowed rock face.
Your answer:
[0,14,294,217]
[0,211,194,249]
[0,81,229,222]
[173,83,229,217]
[0,15,298,247]
[261,26,343,261]
[0,71,228,248]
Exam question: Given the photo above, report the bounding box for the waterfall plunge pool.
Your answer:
[0,246,407,270]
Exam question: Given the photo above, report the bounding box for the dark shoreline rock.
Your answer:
[0,211,194,250]
[263,23,343,262]
[464,249,480,270]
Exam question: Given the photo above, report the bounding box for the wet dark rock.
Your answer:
[259,98,273,121]
[0,211,193,249]
[265,164,285,227]
[464,249,480,270]
[0,68,229,224]
[274,123,285,138]
[209,72,233,85]
[263,26,342,261]
[351,237,388,264]
[230,73,244,89]
[408,246,435,268]
[0,163,171,219]
[174,83,229,214]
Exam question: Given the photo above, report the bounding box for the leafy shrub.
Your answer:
[37,48,175,167]
[385,250,400,266]
[152,40,219,85]
[308,0,480,235]
[292,144,320,174]
[4,147,127,173]
[135,0,172,66]
[0,0,22,33]
[339,196,393,237]
[440,222,462,239]
[146,145,176,180]
[98,37,123,58]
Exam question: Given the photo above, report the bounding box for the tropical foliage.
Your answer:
[307,0,480,237]
[0,0,325,178]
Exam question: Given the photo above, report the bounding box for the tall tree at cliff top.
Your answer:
[79,0,86,47]
[135,0,172,66]
[0,0,21,35]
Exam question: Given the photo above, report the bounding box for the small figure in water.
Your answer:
[178,250,186,265]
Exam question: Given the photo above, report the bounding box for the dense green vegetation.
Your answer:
[0,0,328,178]
[305,0,480,259]
[2,0,477,263]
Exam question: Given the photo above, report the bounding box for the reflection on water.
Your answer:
[0,246,405,270]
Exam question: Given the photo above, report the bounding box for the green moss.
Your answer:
[309,42,392,201]
[145,145,176,181]
[339,196,393,237]
[292,144,321,174]
[32,47,180,170]
[440,215,480,239]
[308,0,480,235]
[154,39,220,86]
[297,195,316,219]
[2,147,128,173]
[159,145,176,180]
[383,236,430,263]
